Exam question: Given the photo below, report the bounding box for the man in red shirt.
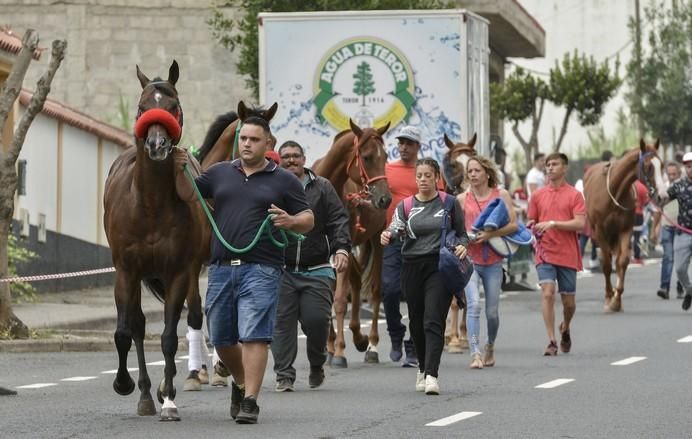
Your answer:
[527,152,585,356]
[382,125,423,367]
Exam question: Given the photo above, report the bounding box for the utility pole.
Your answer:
[634,0,643,138]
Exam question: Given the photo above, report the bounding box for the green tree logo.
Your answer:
[353,61,376,106]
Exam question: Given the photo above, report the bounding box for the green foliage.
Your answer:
[8,234,37,303]
[353,62,376,106]
[550,51,621,126]
[576,108,640,159]
[106,91,133,134]
[490,67,548,123]
[626,1,692,146]
[207,0,455,98]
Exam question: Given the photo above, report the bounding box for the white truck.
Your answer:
[258,9,490,162]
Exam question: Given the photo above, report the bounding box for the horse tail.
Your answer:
[143,277,166,304]
[197,111,238,163]
[358,242,377,302]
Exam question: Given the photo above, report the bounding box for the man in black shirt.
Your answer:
[175,117,313,424]
[667,152,692,311]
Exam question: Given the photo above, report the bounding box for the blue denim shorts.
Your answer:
[205,262,283,345]
[536,263,577,294]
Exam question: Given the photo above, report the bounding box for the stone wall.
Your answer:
[1,0,251,146]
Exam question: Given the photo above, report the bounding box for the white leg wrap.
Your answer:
[212,348,220,364]
[186,327,203,371]
[162,396,177,409]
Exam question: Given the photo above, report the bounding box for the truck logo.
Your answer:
[313,37,415,131]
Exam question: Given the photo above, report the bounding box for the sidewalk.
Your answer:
[0,277,208,353]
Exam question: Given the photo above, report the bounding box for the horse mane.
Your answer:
[197,112,238,163]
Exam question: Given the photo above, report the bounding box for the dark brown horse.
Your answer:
[103,61,210,421]
[313,119,392,367]
[196,101,278,170]
[440,133,477,353]
[583,139,666,312]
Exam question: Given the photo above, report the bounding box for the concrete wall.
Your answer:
[1,0,251,147]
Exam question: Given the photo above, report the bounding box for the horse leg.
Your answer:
[364,242,383,364]
[600,244,615,311]
[348,257,369,353]
[446,300,463,353]
[112,273,156,415]
[459,298,469,349]
[327,322,336,366]
[331,271,348,368]
[609,232,631,313]
[157,275,188,421]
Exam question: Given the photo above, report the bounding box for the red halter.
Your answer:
[345,134,387,233]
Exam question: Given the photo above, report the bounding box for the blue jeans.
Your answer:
[205,262,282,346]
[465,262,503,355]
[660,226,675,291]
[381,241,407,342]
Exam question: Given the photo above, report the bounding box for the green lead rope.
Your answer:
[183,164,304,253]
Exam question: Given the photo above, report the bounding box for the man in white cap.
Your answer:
[667,151,692,311]
[381,125,423,367]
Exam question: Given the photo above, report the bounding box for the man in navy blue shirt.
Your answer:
[175,116,313,424]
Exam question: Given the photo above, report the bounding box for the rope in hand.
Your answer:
[183,163,304,253]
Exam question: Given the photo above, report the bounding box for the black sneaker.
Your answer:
[657,289,669,300]
[683,294,692,311]
[275,378,294,392]
[677,281,685,299]
[308,366,325,389]
[235,396,260,424]
[229,381,245,419]
[402,339,418,368]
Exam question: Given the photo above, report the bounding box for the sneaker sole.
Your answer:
[235,416,258,424]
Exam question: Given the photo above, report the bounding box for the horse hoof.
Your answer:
[137,399,157,416]
[326,352,334,367]
[159,407,180,422]
[183,375,201,392]
[447,343,464,354]
[330,356,348,368]
[459,337,469,349]
[364,351,379,364]
[113,376,135,396]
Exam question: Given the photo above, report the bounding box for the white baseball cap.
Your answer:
[395,126,422,144]
[683,152,692,163]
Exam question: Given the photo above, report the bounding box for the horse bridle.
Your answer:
[346,133,388,197]
[605,151,658,210]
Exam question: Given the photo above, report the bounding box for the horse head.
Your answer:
[133,60,182,161]
[348,119,392,210]
[638,138,667,205]
[442,133,477,193]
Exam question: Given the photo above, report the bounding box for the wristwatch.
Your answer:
[549,220,556,228]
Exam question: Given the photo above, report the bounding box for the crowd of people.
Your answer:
[174,122,691,424]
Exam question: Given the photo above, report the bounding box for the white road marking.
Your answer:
[677,336,692,343]
[178,355,190,359]
[101,368,138,374]
[535,378,575,389]
[60,376,97,382]
[16,383,58,389]
[300,319,387,339]
[426,411,482,426]
[611,356,647,366]
[146,360,181,366]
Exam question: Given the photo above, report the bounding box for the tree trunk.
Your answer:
[0,33,66,336]
[512,123,533,172]
[554,107,573,152]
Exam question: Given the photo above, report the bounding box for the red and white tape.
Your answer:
[0,267,115,283]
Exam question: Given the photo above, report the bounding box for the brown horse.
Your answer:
[439,133,477,353]
[313,119,392,367]
[196,101,278,170]
[103,61,210,421]
[583,139,666,312]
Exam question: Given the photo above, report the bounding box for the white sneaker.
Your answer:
[425,375,439,395]
[415,371,425,392]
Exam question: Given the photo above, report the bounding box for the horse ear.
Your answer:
[136,65,150,89]
[468,132,477,148]
[376,121,391,136]
[654,138,660,150]
[349,119,363,138]
[639,138,646,152]
[168,60,179,86]
[443,133,455,150]
[264,102,278,121]
[238,101,248,120]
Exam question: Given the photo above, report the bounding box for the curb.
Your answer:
[0,333,187,353]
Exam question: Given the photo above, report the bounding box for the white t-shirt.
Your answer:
[526,167,545,197]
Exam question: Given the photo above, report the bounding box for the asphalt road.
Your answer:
[1,260,690,438]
